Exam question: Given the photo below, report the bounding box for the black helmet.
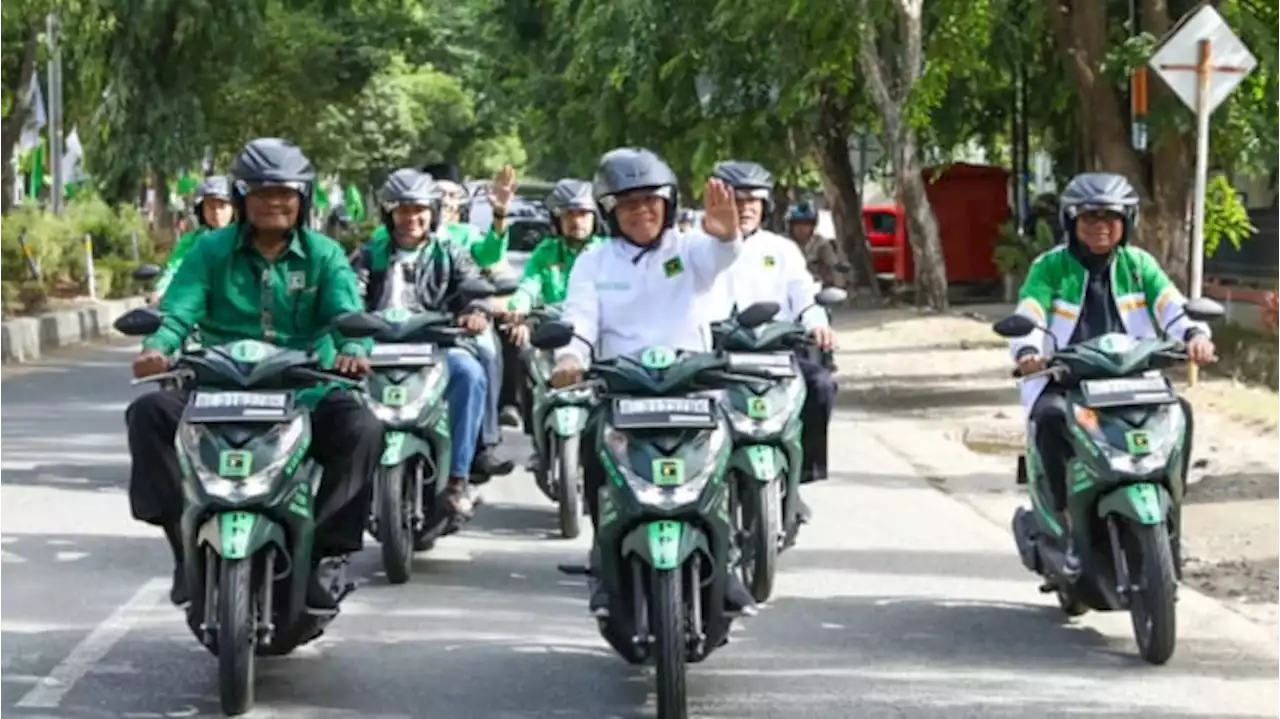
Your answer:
[546,178,598,235]
[193,176,231,228]
[786,202,819,225]
[380,168,442,233]
[228,138,316,228]
[711,160,775,220]
[1059,172,1140,245]
[593,147,679,237]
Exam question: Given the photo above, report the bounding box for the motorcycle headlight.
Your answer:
[603,423,729,510]
[371,364,447,424]
[179,415,307,502]
[728,377,805,438]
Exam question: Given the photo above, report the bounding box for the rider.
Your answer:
[503,178,606,463]
[1010,172,1215,571]
[676,207,697,234]
[707,160,838,498]
[352,168,512,513]
[547,147,759,616]
[126,138,381,608]
[785,201,844,288]
[153,176,235,301]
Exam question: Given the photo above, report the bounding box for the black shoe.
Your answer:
[306,556,350,610]
[795,494,813,525]
[525,452,544,473]
[586,551,610,618]
[725,575,759,616]
[473,449,514,477]
[162,524,189,606]
[499,407,523,429]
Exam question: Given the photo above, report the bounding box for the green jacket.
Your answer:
[508,234,606,312]
[369,222,508,268]
[156,228,207,296]
[144,223,371,407]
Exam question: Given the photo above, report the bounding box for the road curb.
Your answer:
[1,297,147,364]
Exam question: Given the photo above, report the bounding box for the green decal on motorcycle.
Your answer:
[1125,430,1152,455]
[383,385,409,407]
[219,450,253,478]
[553,405,587,436]
[647,520,683,570]
[640,346,677,370]
[1069,458,1094,493]
[1124,483,1164,524]
[283,436,310,478]
[289,482,311,517]
[381,307,412,323]
[221,511,257,559]
[381,432,406,465]
[652,458,685,486]
[229,340,272,363]
[747,396,769,419]
[599,488,618,527]
[435,415,450,437]
[744,445,779,481]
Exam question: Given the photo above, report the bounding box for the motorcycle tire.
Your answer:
[218,557,257,716]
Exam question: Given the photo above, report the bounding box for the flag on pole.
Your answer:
[18,72,47,153]
[27,140,44,199]
[344,184,366,222]
[61,126,85,185]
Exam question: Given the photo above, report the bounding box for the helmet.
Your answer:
[193,176,231,228]
[379,168,442,233]
[546,178,599,235]
[228,138,316,229]
[786,202,819,225]
[1059,172,1140,245]
[592,147,679,237]
[711,160,775,218]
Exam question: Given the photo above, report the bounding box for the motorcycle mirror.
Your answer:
[1182,297,1225,323]
[332,312,389,339]
[815,287,848,306]
[737,302,780,330]
[114,307,163,336]
[530,320,576,350]
[991,314,1040,339]
[132,264,162,282]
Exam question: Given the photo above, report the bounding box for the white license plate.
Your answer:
[615,397,712,415]
[193,391,290,411]
[727,352,793,369]
[1082,377,1170,396]
[372,343,436,359]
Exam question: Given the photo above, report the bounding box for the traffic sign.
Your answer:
[1148,4,1257,116]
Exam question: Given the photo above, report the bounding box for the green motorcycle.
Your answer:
[113,308,382,716]
[533,304,779,719]
[711,287,846,602]
[992,297,1223,665]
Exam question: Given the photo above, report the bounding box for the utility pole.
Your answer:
[46,13,64,215]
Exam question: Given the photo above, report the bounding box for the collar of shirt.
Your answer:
[235,224,307,260]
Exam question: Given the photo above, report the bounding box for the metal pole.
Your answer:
[1187,38,1212,387]
[84,233,97,300]
[46,13,64,215]
[130,230,140,261]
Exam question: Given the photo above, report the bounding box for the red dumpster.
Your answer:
[892,163,1010,285]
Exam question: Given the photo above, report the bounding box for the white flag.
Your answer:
[18,72,47,153]
[61,126,85,183]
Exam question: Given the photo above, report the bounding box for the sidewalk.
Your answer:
[829,305,1279,627]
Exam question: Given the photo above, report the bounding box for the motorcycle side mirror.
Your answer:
[736,302,780,330]
[332,312,389,339]
[991,314,1041,339]
[530,320,576,351]
[815,287,848,306]
[132,264,162,282]
[114,307,163,336]
[1181,297,1226,323]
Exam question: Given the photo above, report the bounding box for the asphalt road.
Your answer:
[2,340,1277,718]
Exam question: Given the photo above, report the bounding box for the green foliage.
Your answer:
[1203,174,1256,258]
[993,219,1056,278]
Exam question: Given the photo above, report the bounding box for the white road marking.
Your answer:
[15,577,168,708]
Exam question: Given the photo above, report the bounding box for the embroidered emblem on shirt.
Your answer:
[662,256,684,278]
[287,271,306,291]
[763,255,777,269]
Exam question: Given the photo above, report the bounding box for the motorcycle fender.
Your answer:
[551,405,588,438]
[197,511,286,560]
[729,444,785,482]
[621,520,708,571]
[1096,483,1172,525]
[381,430,431,467]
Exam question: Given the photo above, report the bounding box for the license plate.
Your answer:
[612,397,717,430]
[186,391,295,423]
[727,352,796,377]
[370,343,438,365]
[1080,376,1176,408]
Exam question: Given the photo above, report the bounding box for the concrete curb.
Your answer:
[1,296,147,364]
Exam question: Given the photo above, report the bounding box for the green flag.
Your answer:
[344,184,365,222]
[313,183,330,212]
[176,170,199,195]
[27,141,44,200]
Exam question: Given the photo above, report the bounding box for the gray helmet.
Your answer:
[711,159,775,205]
[193,176,231,228]
[1059,172,1140,245]
[380,168,442,233]
[546,178,599,235]
[592,148,679,236]
[229,138,316,228]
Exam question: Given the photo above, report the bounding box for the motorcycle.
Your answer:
[519,305,591,538]
[711,286,847,602]
[113,307,383,716]
[991,297,1224,665]
[533,303,780,719]
[363,276,513,582]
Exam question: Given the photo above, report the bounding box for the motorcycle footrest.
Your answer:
[557,563,591,576]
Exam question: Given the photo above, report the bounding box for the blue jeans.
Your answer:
[474,327,502,447]
[444,348,487,478]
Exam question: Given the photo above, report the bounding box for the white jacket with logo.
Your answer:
[706,229,828,329]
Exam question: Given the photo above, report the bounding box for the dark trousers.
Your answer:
[796,354,837,481]
[1030,388,1196,511]
[498,330,535,433]
[125,388,382,557]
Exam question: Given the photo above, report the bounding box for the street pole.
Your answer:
[46,13,64,215]
[1187,39,1212,387]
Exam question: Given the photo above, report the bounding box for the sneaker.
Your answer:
[525,452,544,473]
[473,449,514,477]
[170,562,189,607]
[447,481,475,519]
[499,407,523,429]
[306,556,350,610]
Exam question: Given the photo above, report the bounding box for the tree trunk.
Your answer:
[2,22,43,214]
[814,91,879,295]
[896,131,949,310]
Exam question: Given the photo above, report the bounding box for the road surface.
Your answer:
[2,340,1277,718]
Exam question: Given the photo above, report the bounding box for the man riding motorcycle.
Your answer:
[126,138,381,609]
[676,207,697,234]
[152,176,235,302]
[1009,172,1215,573]
[351,168,508,516]
[503,178,606,464]
[547,146,759,616]
[786,202,844,289]
[706,160,838,500]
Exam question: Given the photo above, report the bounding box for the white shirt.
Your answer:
[707,229,828,330]
[380,248,422,310]
[556,228,742,364]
